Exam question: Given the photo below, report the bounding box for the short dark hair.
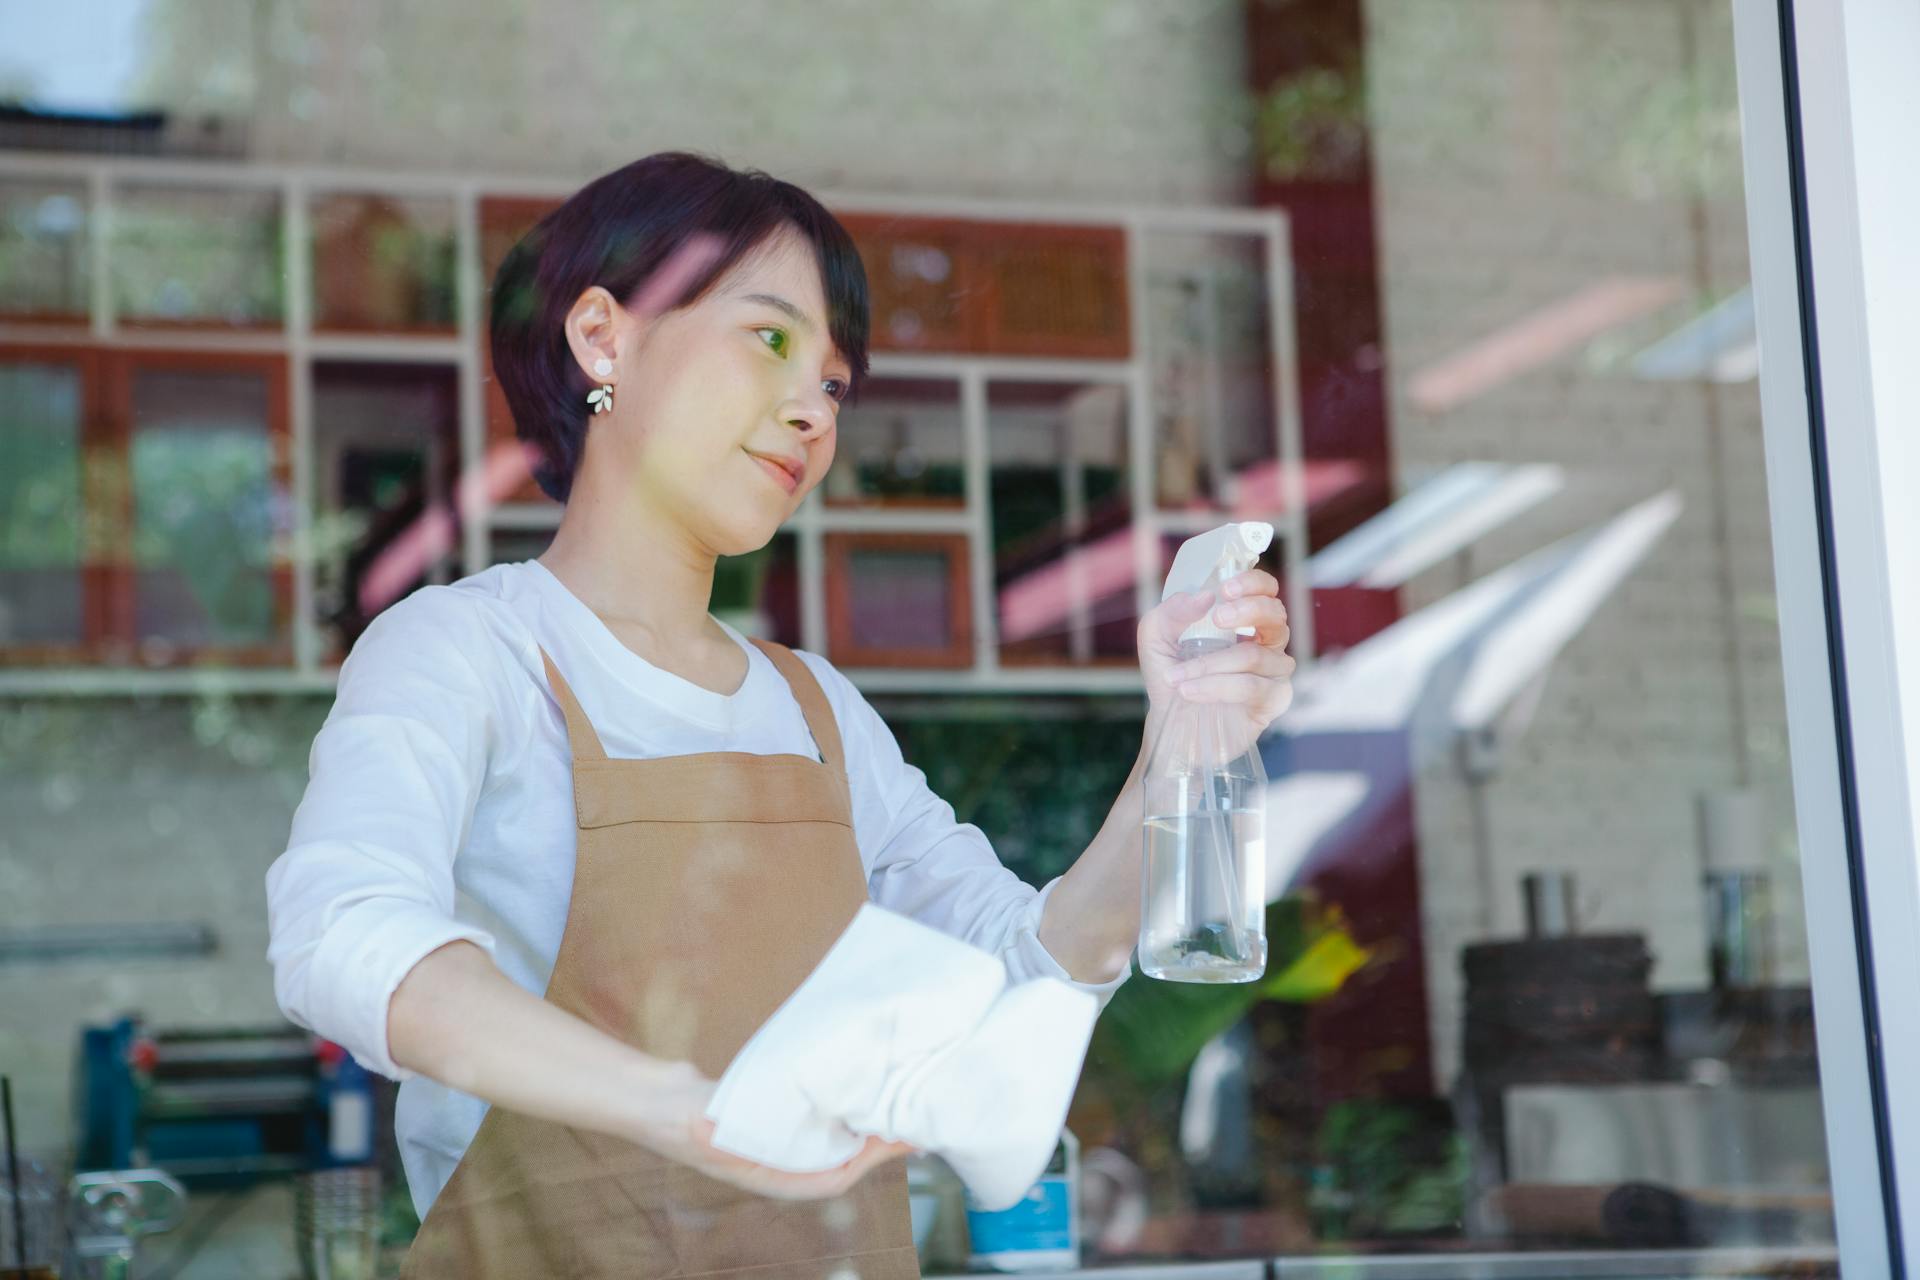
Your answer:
[489,151,870,504]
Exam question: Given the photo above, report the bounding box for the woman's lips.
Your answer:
[746,450,801,494]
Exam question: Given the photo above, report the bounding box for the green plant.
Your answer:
[1316,1099,1467,1238]
[1090,894,1370,1090]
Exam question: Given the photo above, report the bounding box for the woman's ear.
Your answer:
[563,285,628,385]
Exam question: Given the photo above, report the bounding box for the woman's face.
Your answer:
[585,226,852,557]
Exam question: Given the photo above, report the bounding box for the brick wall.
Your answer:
[1364,0,1808,1087]
[139,0,1254,204]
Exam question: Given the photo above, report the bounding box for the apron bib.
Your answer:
[398,639,919,1279]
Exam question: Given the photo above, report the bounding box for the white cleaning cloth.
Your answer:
[705,902,1099,1211]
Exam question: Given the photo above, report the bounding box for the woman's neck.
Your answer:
[535,483,724,662]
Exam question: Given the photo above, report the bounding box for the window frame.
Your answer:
[1734,0,1920,1273]
[0,341,294,669]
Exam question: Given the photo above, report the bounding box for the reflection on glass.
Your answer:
[1304,461,1566,591]
[312,362,460,662]
[311,193,458,333]
[989,379,1134,667]
[0,361,85,646]
[821,376,964,507]
[0,2,1848,1274]
[1142,231,1277,513]
[0,179,89,321]
[1022,2,1835,1269]
[129,369,286,654]
[114,185,283,327]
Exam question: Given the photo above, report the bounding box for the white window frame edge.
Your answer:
[1736,0,1920,1274]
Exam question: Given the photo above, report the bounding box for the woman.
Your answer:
[265,151,1295,1278]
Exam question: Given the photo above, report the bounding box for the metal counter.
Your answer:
[932,1245,1838,1280]
[1271,1245,1838,1278]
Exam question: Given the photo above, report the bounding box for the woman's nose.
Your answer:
[783,391,835,438]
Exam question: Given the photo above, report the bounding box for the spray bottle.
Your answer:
[1141,521,1273,983]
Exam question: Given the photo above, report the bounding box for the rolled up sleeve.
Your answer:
[1000,875,1130,1000]
[265,593,504,1081]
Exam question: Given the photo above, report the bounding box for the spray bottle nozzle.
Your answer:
[1162,521,1276,644]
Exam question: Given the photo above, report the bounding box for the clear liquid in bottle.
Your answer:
[1140,636,1269,984]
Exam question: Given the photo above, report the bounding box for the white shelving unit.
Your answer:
[0,151,1311,696]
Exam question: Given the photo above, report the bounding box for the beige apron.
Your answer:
[398,639,920,1279]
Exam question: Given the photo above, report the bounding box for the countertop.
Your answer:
[930,1246,1838,1280]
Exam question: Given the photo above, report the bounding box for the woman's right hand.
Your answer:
[633,1059,919,1201]
[387,941,915,1200]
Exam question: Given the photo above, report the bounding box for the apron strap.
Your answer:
[749,638,846,773]
[536,644,608,762]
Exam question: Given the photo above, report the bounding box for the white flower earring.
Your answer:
[587,356,615,415]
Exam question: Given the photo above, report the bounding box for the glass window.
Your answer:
[126,362,290,660]
[0,178,90,322]
[989,378,1136,668]
[822,376,965,508]
[1022,1,1837,1266]
[311,362,461,662]
[826,532,971,667]
[0,357,87,648]
[113,184,283,328]
[0,4,1865,1276]
[1142,230,1281,514]
[310,193,458,334]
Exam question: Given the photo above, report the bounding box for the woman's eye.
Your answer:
[758,326,846,403]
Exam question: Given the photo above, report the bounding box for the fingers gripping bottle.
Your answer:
[1141,521,1274,983]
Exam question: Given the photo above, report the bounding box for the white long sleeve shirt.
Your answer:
[264,557,1128,1218]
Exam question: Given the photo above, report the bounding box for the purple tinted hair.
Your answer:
[489,151,870,503]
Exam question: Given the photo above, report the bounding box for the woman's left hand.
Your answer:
[1138,568,1297,753]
